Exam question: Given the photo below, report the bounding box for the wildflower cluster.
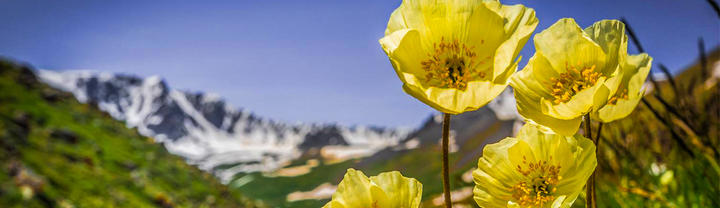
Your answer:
[323,0,651,207]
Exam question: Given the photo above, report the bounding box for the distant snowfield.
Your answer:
[36,69,520,183]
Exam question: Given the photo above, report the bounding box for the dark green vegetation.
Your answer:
[0,60,263,207]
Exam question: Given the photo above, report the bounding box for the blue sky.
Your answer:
[0,0,717,128]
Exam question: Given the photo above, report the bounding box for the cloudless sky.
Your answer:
[0,0,717,128]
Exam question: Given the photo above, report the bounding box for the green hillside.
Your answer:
[0,60,264,207]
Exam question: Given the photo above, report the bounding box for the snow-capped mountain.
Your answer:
[36,70,412,182]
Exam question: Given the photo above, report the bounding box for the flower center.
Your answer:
[607,88,629,105]
[421,37,489,90]
[512,156,562,207]
[549,64,603,104]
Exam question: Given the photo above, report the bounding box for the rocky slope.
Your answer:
[0,60,262,207]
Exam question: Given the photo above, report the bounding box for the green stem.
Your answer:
[584,115,597,208]
[442,113,452,208]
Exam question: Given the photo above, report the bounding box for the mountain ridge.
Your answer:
[0,60,262,207]
[37,69,416,182]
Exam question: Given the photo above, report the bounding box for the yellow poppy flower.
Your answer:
[323,168,422,208]
[379,0,538,114]
[587,21,652,122]
[473,124,596,208]
[511,18,646,135]
[593,53,651,122]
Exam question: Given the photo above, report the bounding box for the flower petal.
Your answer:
[517,124,570,163]
[510,54,557,101]
[597,93,642,122]
[380,29,427,83]
[453,0,506,43]
[552,195,570,208]
[511,63,584,136]
[556,135,596,198]
[457,1,506,73]
[369,185,391,208]
[402,77,512,114]
[583,19,629,77]
[322,201,344,208]
[625,53,652,99]
[539,77,606,119]
[484,1,539,80]
[474,137,521,207]
[381,29,455,112]
[369,171,423,208]
[518,94,583,136]
[385,0,449,39]
[330,169,376,207]
[475,185,512,208]
[596,53,652,122]
[327,169,422,208]
[534,18,607,75]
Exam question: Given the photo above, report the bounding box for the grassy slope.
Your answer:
[233,147,463,207]
[0,60,264,207]
[234,120,503,207]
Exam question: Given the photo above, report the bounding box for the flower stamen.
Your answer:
[421,37,488,90]
[512,156,562,207]
[549,64,603,104]
[607,89,629,105]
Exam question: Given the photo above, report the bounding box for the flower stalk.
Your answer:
[584,115,597,208]
[441,113,452,208]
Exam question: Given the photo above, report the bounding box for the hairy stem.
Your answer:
[442,113,452,208]
[584,115,597,208]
